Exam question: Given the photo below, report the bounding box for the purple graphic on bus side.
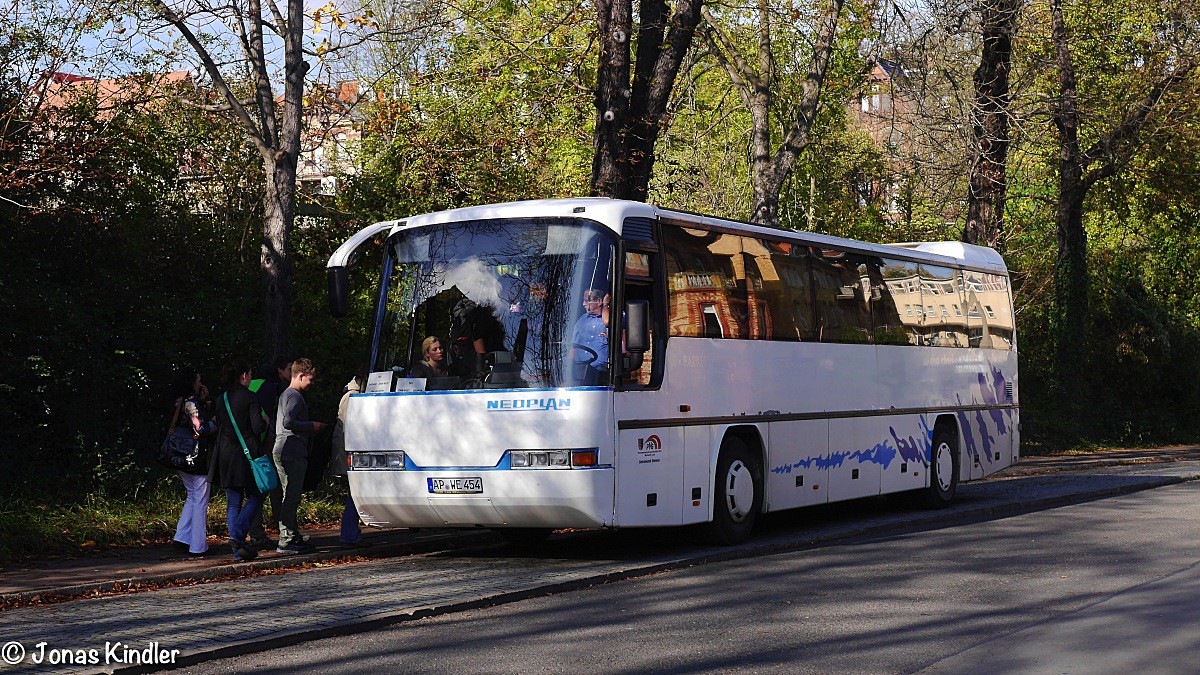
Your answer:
[892,415,934,466]
[770,415,933,475]
[955,395,980,468]
[979,367,1009,435]
[769,367,1012,477]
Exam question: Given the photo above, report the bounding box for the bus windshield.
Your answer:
[372,217,616,390]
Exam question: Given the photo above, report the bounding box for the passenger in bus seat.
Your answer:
[408,336,446,379]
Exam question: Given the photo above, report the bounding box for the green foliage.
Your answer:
[0,482,347,559]
[7,0,1200,520]
[0,75,262,498]
[339,0,594,221]
[995,0,1200,448]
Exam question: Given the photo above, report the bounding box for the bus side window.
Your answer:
[663,227,747,339]
[812,248,871,344]
[744,238,815,342]
[920,264,963,348]
[961,270,1013,350]
[875,257,920,346]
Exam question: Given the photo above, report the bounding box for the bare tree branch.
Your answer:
[700,6,760,106]
[264,0,289,39]
[177,95,258,113]
[774,0,845,176]
[1081,60,1198,188]
[151,0,270,158]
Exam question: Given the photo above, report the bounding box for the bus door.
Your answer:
[615,221,694,526]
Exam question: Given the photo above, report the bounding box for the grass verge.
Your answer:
[0,479,345,560]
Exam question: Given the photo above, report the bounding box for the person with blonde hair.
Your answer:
[408,336,446,379]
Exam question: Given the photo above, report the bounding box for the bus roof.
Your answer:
[348,198,1008,275]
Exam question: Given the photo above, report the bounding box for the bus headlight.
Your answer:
[350,451,406,470]
[508,449,598,468]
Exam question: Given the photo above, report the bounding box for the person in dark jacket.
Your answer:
[247,356,291,550]
[209,358,268,562]
[407,336,446,380]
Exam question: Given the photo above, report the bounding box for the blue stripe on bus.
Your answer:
[348,454,610,471]
[409,454,512,471]
[353,386,612,397]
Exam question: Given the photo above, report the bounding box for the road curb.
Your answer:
[101,470,1200,674]
[0,531,495,610]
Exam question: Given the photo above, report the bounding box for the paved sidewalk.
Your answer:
[0,453,1198,674]
[0,527,491,607]
[1002,445,1200,475]
[1,446,1197,606]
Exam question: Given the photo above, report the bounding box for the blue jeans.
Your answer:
[340,491,361,544]
[226,486,264,548]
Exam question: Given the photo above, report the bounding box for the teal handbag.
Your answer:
[224,392,280,493]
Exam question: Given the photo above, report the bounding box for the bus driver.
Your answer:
[572,288,610,385]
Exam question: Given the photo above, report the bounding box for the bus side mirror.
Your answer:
[328,266,350,318]
[625,299,650,372]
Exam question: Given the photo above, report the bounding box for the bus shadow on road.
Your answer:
[428,470,1190,565]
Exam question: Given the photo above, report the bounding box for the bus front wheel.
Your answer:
[705,437,762,545]
[919,425,960,508]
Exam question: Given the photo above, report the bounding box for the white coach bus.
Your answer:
[327,198,1018,544]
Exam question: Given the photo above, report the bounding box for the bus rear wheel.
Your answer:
[918,425,959,508]
[705,437,762,545]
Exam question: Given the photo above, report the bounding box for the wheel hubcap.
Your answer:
[935,441,953,492]
[724,459,755,522]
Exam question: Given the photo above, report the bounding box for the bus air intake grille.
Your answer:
[623,218,655,242]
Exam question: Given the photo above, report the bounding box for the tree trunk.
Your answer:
[1053,178,1088,393]
[625,0,669,202]
[748,82,777,225]
[261,157,295,362]
[591,0,701,201]
[154,0,311,362]
[702,0,842,228]
[591,0,633,199]
[1049,0,1085,408]
[964,0,1020,250]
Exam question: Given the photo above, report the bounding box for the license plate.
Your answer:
[427,477,483,494]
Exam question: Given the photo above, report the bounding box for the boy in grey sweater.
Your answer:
[273,357,327,553]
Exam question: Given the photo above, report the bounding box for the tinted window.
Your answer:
[875,258,921,345]
[962,270,1014,350]
[664,227,749,338]
[920,264,966,348]
[745,239,817,341]
[812,248,872,343]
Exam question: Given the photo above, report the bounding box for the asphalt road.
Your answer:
[182,480,1200,674]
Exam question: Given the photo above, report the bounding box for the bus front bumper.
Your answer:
[347,468,615,529]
